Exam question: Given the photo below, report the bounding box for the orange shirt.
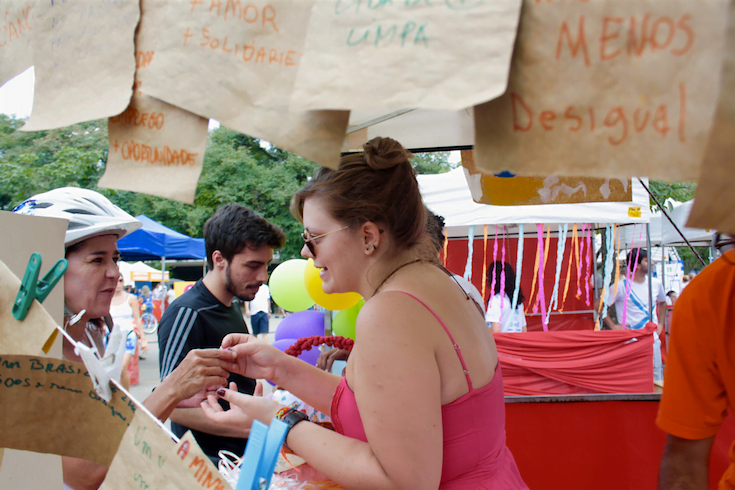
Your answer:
[656,251,735,489]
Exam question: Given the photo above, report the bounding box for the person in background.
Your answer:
[245,283,271,342]
[157,203,286,464]
[109,272,144,388]
[603,249,666,383]
[202,138,527,489]
[485,261,527,333]
[657,245,735,489]
[666,290,678,306]
[13,187,238,490]
[139,285,153,316]
[165,284,176,308]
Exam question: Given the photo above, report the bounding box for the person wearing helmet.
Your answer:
[14,187,238,490]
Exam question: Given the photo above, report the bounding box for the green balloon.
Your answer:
[269,259,315,312]
[332,299,365,340]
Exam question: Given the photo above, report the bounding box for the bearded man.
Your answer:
[158,204,285,463]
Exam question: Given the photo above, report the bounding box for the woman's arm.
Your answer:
[490,322,502,333]
[128,294,148,352]
[222,334,341,414]
[211,295,444,490]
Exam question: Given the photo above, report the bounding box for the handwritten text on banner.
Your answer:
[0,0,34,87]
[291,0,522,111]
[473,0,729,181]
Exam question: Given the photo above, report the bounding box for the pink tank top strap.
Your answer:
[395,291,473,391]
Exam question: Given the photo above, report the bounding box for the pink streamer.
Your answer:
[489,225,499,310]
[499,227,506,324]
[584,224,592,307]
[576,223,587,298]
[537,224,548,331]
[621,226,645,328]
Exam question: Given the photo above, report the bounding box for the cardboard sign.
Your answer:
[687,0,735,233]
[0,355,135,466]
[461,150,632,205]
[22,0,139,131]
[291,0,522,111]
[473,0,729,181]
[100,415,232,490]
[0,0,34,87]
[137,0,348,168]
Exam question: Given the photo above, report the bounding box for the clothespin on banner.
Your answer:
[13,252,68,321]
[236,419,289,490]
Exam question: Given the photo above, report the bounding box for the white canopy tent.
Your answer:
[118,260,170,286]
[417,167,651,238]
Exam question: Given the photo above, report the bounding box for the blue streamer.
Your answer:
[546,223,569,324]
[511,224,524,310]
[601,224,615,320]
[463,225,476,281]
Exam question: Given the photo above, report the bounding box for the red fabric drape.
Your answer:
[495,323,656,395]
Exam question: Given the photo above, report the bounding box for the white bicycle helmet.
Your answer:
[13,187,142,247]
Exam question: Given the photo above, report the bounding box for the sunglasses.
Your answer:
[301,225,350,257]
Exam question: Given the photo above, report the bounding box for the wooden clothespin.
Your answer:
[236,419,289,490]
[12,253,68,321]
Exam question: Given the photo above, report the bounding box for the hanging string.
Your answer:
[511,224,524,311]
[584,224,593,307]
[576,223,587,299]
[546,223,568,324]
[536,224,549,331]
[526,224,541,314]
[533,225,552,314]
[481,225,489,300]
[621,225,645,328]
[499,226,507,324]
[54,324,179,442]
[559,223,579,312]
[443,226,449,267]
[463,225,476,281]
[489,225,499,309]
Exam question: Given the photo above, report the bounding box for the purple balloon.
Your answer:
[271,338,321,367]
[274,310,325,342]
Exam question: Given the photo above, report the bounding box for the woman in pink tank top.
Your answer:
[203,138,527,489]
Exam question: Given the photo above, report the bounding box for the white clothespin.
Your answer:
[71,321,126,402]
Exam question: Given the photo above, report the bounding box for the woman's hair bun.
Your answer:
[362,137,411,170]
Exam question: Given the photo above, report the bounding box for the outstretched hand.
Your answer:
[164,348,238,403]
[200,382,282,431]
[220,334,286,382]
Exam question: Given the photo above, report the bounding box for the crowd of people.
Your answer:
[10,136,735,490]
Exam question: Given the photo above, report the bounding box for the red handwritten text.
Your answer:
[183,27,299,67]
[136,50,155,68]
[556,14,694,66]
[510,83,687,146]
[119,141,199,167]
[191,0,279,32]
[110,108,165,130]
[0,7,32,47]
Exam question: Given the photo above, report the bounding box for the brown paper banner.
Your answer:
[0,355,135,466]
[291,0,521,111]
[100,414,232,490]
[22,0,139,131]
[474,0,729,181]
[687,0,735,233]
[137,0,347,169]
[0,0,34,87]
[101,93,209,204]
[462,150,632,205]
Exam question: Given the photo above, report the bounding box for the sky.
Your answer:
[0,69,461,164]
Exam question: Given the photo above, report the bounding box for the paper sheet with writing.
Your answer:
[100,415,232,490]
[291,0,521,111]
[0,355,135,466]
[99,1,210,204]
[22,0,139,131]
[461,150,632,206]
[137,0,348,169]
[0,0,33,87]
[473,0,729,181]
[687,0,735,233]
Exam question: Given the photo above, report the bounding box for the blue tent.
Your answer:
[117,215,205,261]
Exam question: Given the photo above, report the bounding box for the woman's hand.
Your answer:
[200,382,282,431]
[317,348,350,372]
[164,348,238,402]
[221,334,286,382]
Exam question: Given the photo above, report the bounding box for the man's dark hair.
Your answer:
[626,248,648,268]
[425,208,446,253]
[666,290,677,298]
[204,204,286,269]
